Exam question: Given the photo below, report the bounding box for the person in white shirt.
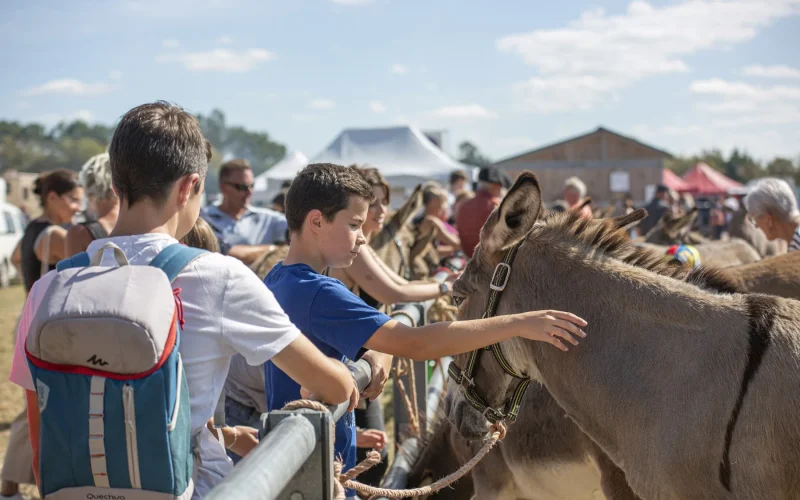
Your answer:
[8,101,356,499]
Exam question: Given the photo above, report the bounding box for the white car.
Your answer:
[0,202,26,288]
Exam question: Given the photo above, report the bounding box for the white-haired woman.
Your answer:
[65,152,119,256]
[563,176,593,219]
[743,177,800,250]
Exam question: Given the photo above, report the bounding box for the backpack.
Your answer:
[25,242,206,500]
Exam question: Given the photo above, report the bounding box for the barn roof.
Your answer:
[494,126,673,166]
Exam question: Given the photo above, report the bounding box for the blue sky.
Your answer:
[1,0,799,163]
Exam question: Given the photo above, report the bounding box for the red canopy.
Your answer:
[662,168,692,192]
[681,162,742,196]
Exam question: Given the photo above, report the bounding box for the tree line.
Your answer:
[0,109,286,195]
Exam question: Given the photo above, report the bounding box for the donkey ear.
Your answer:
[574,197,592,212]
[481,172,543,255]
[612,208,647,230]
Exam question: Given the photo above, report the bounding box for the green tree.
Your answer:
[458,141,492,168]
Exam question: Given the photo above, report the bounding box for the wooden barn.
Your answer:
[493,127,673,204]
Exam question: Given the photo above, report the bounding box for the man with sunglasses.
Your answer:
[201,159,288,264]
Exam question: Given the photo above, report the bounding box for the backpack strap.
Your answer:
[149,244,228,426]
[56,252,91,272]
[149,244,208,283]
[83,221,108,241]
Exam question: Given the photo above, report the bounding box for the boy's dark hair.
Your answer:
[285,163,375,233]
[34,169,79,207]
[219,159,251,182]
[109,101,211,206]
[450,170,468,185]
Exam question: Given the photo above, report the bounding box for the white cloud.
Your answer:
[34,110,95,125]
[426,104,498,119]
[690,78,800,127]
[19,79,115,97]
[162,39,181,49]
[497,0,800,112]
[369,101,387,113]
[331,0,373,4]
[308,99,336,110]
[217,35,233,45]
[390,64,409,75]
[156,48,275,72]
[109,70,123,80]
[743,64,800,79]
[16,101,29,109]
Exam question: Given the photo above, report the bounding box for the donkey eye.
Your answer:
[452,295,465,307]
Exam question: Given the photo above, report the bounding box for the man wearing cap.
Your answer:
[455,167,512,258]
[638,184,672,235]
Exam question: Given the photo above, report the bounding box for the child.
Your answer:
[9,102,356,499]
[265,163,587,498]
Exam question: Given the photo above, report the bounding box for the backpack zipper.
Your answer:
[123,385,141,488]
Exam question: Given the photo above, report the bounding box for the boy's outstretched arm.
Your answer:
[364,310,587,360]
[272,335,355,406]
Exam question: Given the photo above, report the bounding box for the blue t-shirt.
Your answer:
[264,262,391,479]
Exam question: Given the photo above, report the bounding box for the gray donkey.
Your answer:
[445,172,800,500]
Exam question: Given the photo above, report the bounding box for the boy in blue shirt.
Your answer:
[265,163,587,495]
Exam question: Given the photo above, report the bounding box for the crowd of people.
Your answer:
[4,101,799,500]
[3,101,586,500]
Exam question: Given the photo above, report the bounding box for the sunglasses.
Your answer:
[225,182,255,192]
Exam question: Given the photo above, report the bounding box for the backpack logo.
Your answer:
[86,355,109,367]
[36,379,50,413]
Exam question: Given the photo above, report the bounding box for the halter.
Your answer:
[447,237,531,424]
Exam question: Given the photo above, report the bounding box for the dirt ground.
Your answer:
[0,285,39,499]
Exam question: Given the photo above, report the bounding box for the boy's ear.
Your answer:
[177,174,201,207]
[306,209,325,233]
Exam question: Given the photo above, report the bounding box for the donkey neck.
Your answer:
[504,244,750,469]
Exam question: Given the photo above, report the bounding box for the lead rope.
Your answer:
[281,401,506,499]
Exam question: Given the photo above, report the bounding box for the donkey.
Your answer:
[430,211,739,500]
[722,250,800,300]
[642,209,706,245]
[370,183,425,279]
[446,172,800,500]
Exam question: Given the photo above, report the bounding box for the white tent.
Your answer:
[252,151,309,205]
[310,126,471,208]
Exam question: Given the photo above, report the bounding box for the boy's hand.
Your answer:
[356,428,387,450]
[227,426,259,457]
[361,351,393,401]
[347,377,360,412]
[517,310,587,351]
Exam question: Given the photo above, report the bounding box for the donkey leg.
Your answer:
[589,443,642,500]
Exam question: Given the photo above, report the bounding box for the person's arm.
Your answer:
[364,310,587,360]
[227,244,276,265]
[344,247,444,304]
[26,390,40,488]
[64,224,94,257]
[10,239,22,272]
[34,226,68,264]
[271,335,355,405]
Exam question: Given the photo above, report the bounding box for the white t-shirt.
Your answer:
[9,233,300,497]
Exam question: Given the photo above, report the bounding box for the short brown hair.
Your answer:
[285,163,375,233]
[353,165,391,205]
[34,169,79,207]
[219,159,252,182]
[450,170,468,184]
[109,101,211,206]
[181,217,220,252]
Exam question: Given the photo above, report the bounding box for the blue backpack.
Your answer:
[25,243,206,499]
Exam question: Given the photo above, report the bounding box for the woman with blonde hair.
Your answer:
[65,152,120,256]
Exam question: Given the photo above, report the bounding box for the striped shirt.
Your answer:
[790,226,800,252]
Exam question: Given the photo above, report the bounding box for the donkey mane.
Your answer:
[538,210,741,294]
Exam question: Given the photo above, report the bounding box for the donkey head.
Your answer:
[644,208,699,245]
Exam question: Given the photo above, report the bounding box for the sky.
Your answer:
[1,0,799,164]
